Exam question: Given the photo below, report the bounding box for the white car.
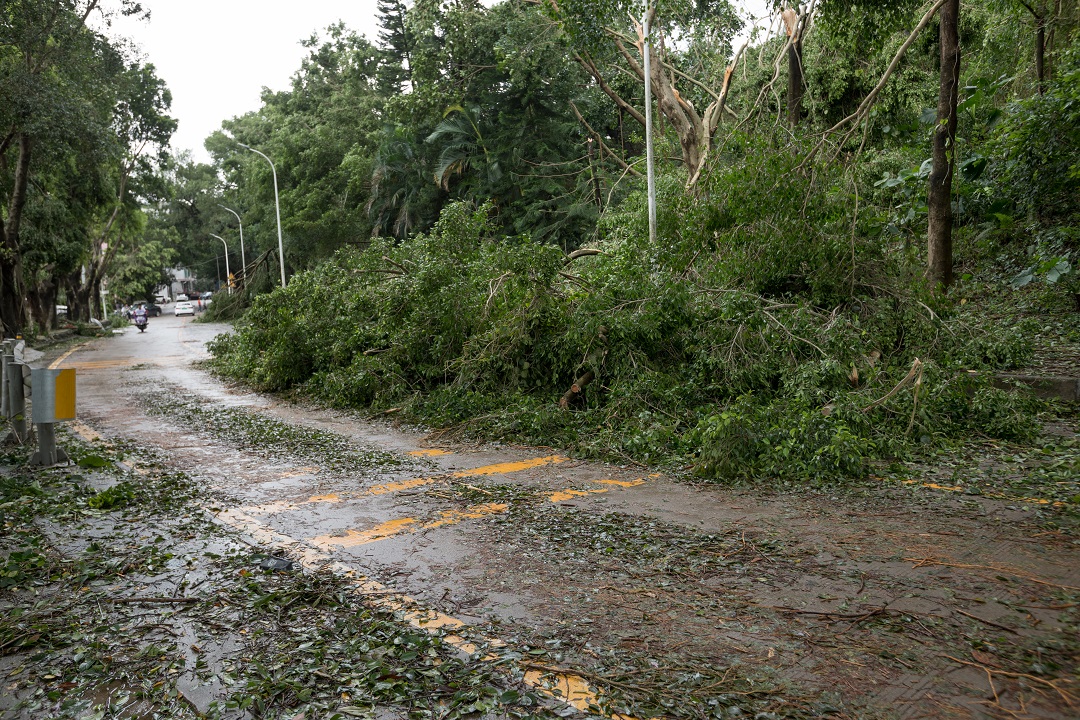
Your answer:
[174,301,195,317]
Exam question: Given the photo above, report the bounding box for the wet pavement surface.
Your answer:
[26,312,1080,719]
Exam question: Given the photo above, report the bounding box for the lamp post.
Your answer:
[236,142,286,288]
[209,234,232,294]
[217,204,246,284]
[642,0,657,245]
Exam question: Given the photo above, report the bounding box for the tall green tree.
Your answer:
[64,61,176,321]
[548,0,742,187]
[0,0,151,332]
[927,0,960,288]
[377,0,415,93]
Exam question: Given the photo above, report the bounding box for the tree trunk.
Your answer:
[784,6,805,127]
[1036,17,1045,94]
[0,133,33,337]
[788,35,804,127]
[927,0,960,290]
[29,277,59,333]
[66,270,92,323]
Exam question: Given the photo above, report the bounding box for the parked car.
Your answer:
[174,301,195,317]
[176,294,189,302]
[141,303,163,317]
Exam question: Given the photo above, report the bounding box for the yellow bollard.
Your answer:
[29,368,76,466]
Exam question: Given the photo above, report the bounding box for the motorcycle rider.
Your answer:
[133,304,148,329]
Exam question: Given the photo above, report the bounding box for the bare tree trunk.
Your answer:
[927,0,960,290]
[783,6,805,127]
[787,35,804,126]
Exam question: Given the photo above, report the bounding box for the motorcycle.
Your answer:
[134,314,148,333]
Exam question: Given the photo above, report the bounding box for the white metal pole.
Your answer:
[209,234,232,294]
[237,143,287,288]
[217,204,246,282]
[643,1,657,244]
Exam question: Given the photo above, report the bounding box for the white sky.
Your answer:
[101,0,772,165]
[102,1,385,163]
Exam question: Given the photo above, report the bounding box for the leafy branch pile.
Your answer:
[0,440,559,720]
[209,135,1052,484]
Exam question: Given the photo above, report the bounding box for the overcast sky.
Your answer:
[101,0,771,165]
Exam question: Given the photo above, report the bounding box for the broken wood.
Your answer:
[558,370,595,409]
[381,256,409,275]
[955,608,1020,635]
[109,596,200,604]
[559,326,608,409]
[861,358,923,413]
[563,248,606,264]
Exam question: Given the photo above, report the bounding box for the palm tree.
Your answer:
[426,105,502,192]
[367,125,434,238]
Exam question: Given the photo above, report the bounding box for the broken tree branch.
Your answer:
[109,596,200,604]
[861,358,924,413]
[558,370,594,409]
[573,51,647,128]
[568,101,640,176]
[564,248,606,264]
[805,0,948,164]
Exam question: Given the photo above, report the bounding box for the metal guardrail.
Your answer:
[2,337,75,466]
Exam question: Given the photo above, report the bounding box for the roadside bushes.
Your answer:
[210,137,1041,484]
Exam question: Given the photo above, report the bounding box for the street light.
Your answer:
[217,204,246,284]
[236,142,286,288]
[209,233,232,294]
[642,0,657,245]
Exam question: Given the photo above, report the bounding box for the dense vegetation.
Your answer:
[1,0,177,330]
[4,1,1079,481]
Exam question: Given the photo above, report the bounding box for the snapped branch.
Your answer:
[805,0,948,164]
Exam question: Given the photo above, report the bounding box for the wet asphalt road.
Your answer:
[40,309,1080,718]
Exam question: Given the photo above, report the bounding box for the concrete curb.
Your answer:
[993,373,1080,403]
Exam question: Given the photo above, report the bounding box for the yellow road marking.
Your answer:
[49,346,81,370]
[425,502,508,529]
[449,455,569,477]
[310,476,655,548]
[523,669,606,715]
[238,455,571,516]
[368,455,568,495]
[409,449,454,457]
[597,478,646,488]
[548,489,595,502]
[309,502,509,550]
[243,473,654,525]
[213,507,630,719]
[306,493,339,503]
[888,477,1067,508]
[368,476,444,496]
[311,517,419,549]
[70,422,102,442]
[985,492,1066,507]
